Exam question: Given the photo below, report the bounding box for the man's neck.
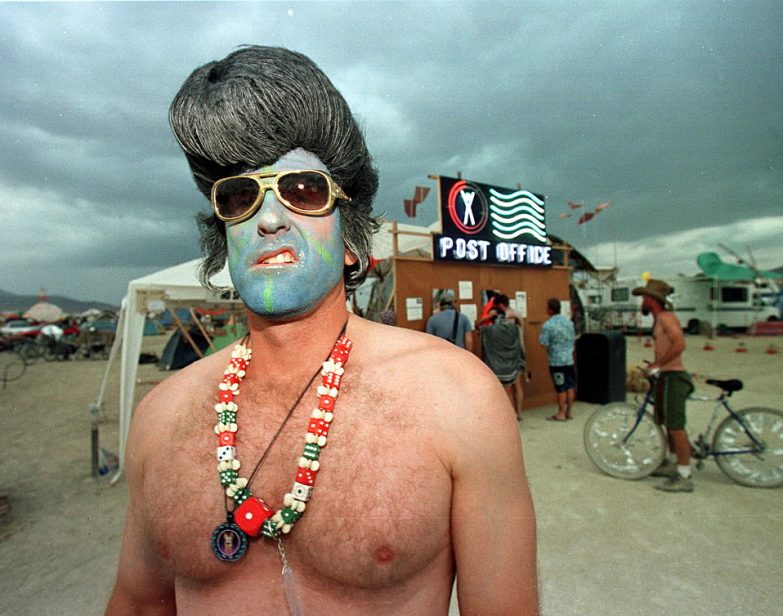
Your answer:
[650,303,667,319]
[242,285,351,381]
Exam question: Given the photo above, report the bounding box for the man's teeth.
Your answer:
[263,252,294,264]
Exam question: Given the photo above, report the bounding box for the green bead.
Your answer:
[232,487,251,504]
[218,410,237,424]
[280,506,301,524]
[303,443,321,460]
[219,470,238,486]
[261,518,281,539]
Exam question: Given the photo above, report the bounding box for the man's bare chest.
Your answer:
[142,379,453,592]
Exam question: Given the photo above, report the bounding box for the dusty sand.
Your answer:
[1,332,781,615]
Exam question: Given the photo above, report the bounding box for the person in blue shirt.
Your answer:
[539,298,576,421]
[425,290,474,350]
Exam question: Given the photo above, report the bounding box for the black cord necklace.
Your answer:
[211,320,350,562]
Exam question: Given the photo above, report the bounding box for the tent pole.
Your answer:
[189,307,216,352]
[171,310,204,359]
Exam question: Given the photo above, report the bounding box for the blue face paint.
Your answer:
[225,149,347,319]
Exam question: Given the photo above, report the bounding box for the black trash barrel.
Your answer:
[576,332,626,404]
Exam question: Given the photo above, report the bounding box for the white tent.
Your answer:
[105,259,237,482]
[107,221,436,482]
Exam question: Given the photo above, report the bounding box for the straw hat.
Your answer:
[632,278,673,306]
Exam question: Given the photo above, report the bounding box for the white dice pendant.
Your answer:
[292,482,314,502]
[217,445,236,461]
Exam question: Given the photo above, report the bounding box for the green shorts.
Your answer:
[654,371,693,430]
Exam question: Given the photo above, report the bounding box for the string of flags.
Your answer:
[404,186,430,218]
[559,200,611,224]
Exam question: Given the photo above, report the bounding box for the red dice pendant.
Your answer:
[235,497,274,537]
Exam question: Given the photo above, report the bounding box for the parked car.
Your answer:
[0,320,41,337]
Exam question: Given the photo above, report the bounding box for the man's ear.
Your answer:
[344,249,358,267]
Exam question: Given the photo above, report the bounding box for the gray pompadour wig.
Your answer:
[168,46,380,293]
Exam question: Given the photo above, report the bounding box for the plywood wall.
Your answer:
[393,257,572,410]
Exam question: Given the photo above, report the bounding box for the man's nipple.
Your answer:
[374,545,396,565]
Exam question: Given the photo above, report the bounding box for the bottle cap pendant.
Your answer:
[211,514,248,562]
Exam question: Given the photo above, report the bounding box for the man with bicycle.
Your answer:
[633,279,695,492]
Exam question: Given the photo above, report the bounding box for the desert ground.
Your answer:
[0,331,781,615]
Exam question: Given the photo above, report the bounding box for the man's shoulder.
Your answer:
[354,318,493,390]
[657,310,684,331]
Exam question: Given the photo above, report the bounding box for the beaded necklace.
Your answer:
[210,330,353,562]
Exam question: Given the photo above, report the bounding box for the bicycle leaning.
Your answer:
[583,374,783,488]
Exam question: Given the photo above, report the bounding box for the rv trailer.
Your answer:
[577,275,779,334]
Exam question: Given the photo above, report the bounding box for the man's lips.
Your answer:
[253,248,298,266]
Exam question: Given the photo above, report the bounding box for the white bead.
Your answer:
[312,408,323,419]
[311,460,320,472]
[317,435,327,447]
[283,493,294,507]
[282,524,292,534]
[305,433,317,444]
[292,482,313,501]
[217,446,236,461]
[235,477,248,488]
[299,457,309,468]
[324,412,334,423]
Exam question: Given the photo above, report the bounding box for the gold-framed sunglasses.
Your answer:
[211,169,351,223]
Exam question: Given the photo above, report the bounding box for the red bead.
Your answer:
[218,432,235,446]
[230,357,248,371]
[219,390,234,403]
[322,372,342,389]
[235,497,274,537]
[331,351,348,365]
[308,418,329,436]
[296,467,317,486]
[223,373,240,386]
[319,396,335,411]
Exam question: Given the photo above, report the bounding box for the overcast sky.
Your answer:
[1,1,781,305]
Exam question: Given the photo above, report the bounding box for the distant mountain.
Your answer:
[0,288,118,315]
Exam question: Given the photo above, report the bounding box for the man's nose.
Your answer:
[255,190,291,236]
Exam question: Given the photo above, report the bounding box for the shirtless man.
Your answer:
[106,46,538,615]
[633,279,694,493]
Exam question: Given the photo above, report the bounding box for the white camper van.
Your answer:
[577,275,779,334]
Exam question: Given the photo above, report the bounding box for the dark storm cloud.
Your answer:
[0,1,781,303]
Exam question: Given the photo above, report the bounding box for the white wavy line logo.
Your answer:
[488,189,547,241]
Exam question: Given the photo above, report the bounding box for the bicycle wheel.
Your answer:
[584,402,666,479]
[713,407,783,488]
[0,351,27,384]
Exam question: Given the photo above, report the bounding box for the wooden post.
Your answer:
[189,308,216,351]
[391,219,399,258]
